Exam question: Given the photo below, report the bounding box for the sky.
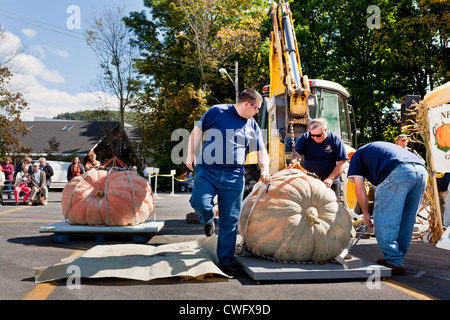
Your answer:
[0,0,147,120]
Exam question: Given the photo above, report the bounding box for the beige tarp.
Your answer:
[34,235,230,283]
[423,81,450,109]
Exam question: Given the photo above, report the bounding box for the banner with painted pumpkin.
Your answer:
[429,103,450,172]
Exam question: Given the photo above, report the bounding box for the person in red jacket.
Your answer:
[0,166,5,206]
[1,157,14,200]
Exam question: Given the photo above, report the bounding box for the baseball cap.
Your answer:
[396,134,408,141]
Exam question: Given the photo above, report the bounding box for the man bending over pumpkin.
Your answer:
[293,118,348,200]
[186,89,271,277]
[348,141,427,275]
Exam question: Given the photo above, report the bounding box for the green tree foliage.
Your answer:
[54,110,138,126]
[374,0,450,95]
[124,0,268,169]
[291,0,449,145]
[125,0,267,93]
[133,84,209,171]
[291,0,390,144]
[125,0,449,168]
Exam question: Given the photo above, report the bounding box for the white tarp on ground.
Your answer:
[34,235,230,283]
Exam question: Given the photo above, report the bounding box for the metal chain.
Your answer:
[289,120,295,153]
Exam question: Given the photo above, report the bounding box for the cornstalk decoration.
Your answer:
[404,101,444,243]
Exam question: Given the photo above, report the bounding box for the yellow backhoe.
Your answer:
[245,1,358,210]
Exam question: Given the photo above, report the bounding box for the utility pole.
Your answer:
[235,61,239,102]
[219,62,239,103]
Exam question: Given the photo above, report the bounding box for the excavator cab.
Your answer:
[308,79,353,148]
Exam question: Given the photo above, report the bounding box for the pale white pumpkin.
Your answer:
[239,169,352,262]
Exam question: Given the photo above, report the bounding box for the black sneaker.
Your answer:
[203,220,215,237]
[218,263,241,277]
[377,258,405,276]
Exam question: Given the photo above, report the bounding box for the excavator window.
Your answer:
[317,90,340,135]
[315,89,352,145]
[339,97,350,143]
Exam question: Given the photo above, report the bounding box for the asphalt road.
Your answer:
[0,190,448,306]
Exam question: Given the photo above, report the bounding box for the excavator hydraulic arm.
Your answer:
[268,1,311,174]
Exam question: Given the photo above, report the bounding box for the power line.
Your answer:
[0,9,85,41]
[152,56,218,73]
[155,55,197,67]
[0,8,222,73]
[153,56,197,68]
[0,9,82,36]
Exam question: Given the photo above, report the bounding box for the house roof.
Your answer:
[21,121,121,156]
[123,124,142,143]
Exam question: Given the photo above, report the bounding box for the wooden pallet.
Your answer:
[39,220,165,244]
[52,233,153,244]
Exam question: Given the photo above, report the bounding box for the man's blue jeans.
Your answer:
[189,164,244,266]
[373,162,428,267]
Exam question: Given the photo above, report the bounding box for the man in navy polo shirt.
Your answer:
[185,89,271,277]
[294,118,348,199]
[348,141,427,275]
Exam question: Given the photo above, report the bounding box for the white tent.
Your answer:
[424,81,450,109]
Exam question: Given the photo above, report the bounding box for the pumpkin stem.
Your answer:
[309,218,320,227]
[95,190,105,198]
[305,207,320,227]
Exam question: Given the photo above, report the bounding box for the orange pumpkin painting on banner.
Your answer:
[435,123,450,150]
[62,168,154,226]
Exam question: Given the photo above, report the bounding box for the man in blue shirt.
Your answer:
[294,118,348,199]
[186,89,271,277]
[348,141,428,275]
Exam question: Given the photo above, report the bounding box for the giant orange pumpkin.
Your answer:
[62,168,154,226]
[436,123,450,149]
[239,169,352,262]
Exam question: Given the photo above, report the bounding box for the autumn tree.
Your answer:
[126,0,266,95]
[85,6,139,156]
[0,65,30,157]
[124,0,268,169]
[0,28,30,158]
[133,84,209,170]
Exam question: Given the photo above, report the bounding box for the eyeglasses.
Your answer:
[310,131,324,138]
[245,100,261,111]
